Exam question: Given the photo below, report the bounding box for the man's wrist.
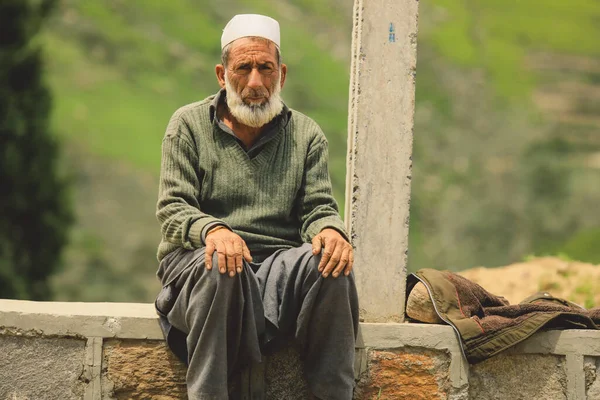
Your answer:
[199,221,232,245]
[318,226,349,242]
[207,225,229,236]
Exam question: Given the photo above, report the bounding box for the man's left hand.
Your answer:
[312,228,354,278]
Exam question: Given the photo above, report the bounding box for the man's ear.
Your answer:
[216,64,226,89]
[280,64,287,89]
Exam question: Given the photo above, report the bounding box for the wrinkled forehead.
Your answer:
[227,37,278,64]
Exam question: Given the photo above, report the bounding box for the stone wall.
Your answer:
[1,300,599,399]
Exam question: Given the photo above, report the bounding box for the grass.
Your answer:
[558,229,600,264]
[538,277,561,293]
[574,281,596,309]
[45,0,600,194]
[524,252,576,263]
[426,0,600,99]
[39,0,600,295]
[44,0,351,199]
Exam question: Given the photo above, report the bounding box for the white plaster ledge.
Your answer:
[2,300,600,358]
[0,300,162,340]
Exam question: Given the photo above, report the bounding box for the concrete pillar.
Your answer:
[345,0,419,322]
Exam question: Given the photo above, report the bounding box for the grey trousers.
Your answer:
[155,243,359,400]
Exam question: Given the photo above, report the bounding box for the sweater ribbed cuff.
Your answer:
[189,218,230,248]
[201,222,231,244]
[305,216,349,243]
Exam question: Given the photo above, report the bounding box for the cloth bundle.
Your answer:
[406,269,600,363]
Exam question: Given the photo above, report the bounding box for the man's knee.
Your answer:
[297,243,355,290]
[300,242,352,272]
[294,243,322,280]
[189,250,239,293]
[321,270,354,293]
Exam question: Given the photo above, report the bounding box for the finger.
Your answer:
[318,237,332,272]
[312,235,322,255]
[225,240,236,277]
[242,243,253,263]
[322,241,343,278]
[332,247,350,278]
[345,248,354,276]
[234,240,243,274]
[205,241,215,270]
[216,241,227,274]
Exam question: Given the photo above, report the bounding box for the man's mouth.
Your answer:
[244,97,268,107]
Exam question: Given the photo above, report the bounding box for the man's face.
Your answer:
[221,37,285,107]
[215,37,287,128]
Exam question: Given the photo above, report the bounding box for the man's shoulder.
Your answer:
[163,95,216,142]
[171,95,215,122]
[287,108,326,141]
[288,108,317,127]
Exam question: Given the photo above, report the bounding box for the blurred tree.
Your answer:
[0,0,72,299]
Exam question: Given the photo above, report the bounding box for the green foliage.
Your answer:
[408,0,600,271]
[43,0,350,200]
[558,229,600,264]
[574,282,595,309]
[523,252,575,263]
[50,231,153,301]
[426,0,600,99]
[0,0,72,300]
[35,0,600,300]
[40,1,354,302]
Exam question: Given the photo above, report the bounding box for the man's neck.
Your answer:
[218,105,265,150]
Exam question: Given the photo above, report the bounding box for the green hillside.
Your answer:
[42,0,600,301]
[410,0,600,270]
[45,0,351,190]
[428,0,600,97]
[44,0,354,301]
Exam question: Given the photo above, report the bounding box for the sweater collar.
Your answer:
[209,89,291,155]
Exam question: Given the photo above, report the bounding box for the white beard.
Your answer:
[224,74,284,128]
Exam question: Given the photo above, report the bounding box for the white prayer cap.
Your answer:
[221,14,280,49]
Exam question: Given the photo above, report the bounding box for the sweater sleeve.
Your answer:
[156,114,229,250]
[297,131,349,243]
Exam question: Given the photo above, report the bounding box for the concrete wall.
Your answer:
[2,300,600,399]
[345,0,418,324]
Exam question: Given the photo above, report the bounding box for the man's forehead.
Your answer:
[228,38,278,61]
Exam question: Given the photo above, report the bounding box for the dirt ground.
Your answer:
[457,257,600,308]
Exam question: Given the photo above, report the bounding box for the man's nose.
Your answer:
[247,68,263,90]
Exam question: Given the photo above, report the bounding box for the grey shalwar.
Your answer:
[155,243,359,400]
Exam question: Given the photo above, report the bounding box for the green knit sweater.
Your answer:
[156,92,347,262]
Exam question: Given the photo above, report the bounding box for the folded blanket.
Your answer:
[406,269,600,363]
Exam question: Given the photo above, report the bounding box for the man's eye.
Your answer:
[237,65,251,72]
[259,66,275,75]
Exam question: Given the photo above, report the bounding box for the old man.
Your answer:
[155,14,358,400]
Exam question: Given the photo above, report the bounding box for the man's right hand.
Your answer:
[205,226,252,277]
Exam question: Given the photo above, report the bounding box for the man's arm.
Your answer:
[156,114,226,249]
[297,128,354,278]
[156,113,250,276]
